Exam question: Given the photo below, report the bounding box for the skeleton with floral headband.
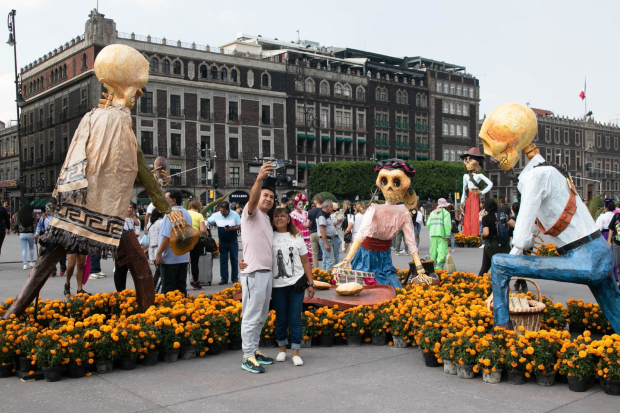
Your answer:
[334,159,429,289]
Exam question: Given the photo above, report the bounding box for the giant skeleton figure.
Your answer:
[334,159,431,289]
[3,45,197,319]
[481,102,620,333]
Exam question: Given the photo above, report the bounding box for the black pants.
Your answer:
[114,260,129,292]
[160,263,188,296]
[0,230,5,254]
[189,243,202,283]
[153,264,162,293]
[478,237,511,277]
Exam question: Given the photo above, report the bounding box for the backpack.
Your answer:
[495,213,510,246]
[615,215,620,243]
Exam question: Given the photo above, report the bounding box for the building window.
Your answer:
[456,85,462,96]
[170,165,182,186]
[200,98,210,120]
[210,66,218,80]
[450,150,456,161]
[81,53,87,70]
[170,95,181,117]
[141,131,153,155]
[261,105,271,125]
[456,125,462,136]
[615,136,619,150]
[442,101,448,113]
[335,84,343,97]
[305,78,314,93]
[173,61,181,75]
[229,138,239,159]
[262,140,271,158]
[463,104,468,116]
[200,64,207,78]
[443,149,449,161]
[456,103,462,115]
[228,101,239,122]
[356,86,365,100]
[443,122,448,135]
[545,128,551,143]
[436,82,442,93]
[344,112,351,129]
[606,135,610,149]
[162,59,170,74]
[449,84,455,95]
[554,129,560,144]
[450,124,455,136]
[262,73,270,87]
[450,102,455,114]
[231,69,238,83]
[343,84,352,98]
[170,133,181,157]
[463,125,468,137]
[335,111,342,128]
[219,67,227,82]
[141,91,153,114]
[320,81,329,95]
[357,113,365,130]
[469,87,474,98]
[375,88,381,100]
[575,131,581,146]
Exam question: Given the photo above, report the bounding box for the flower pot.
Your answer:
[507,370,526,385]
[311,335,321,346]
[119,357,137,370]
[567,376,589,392]
[180,346,196,360]
[162,349,179,363]
[568,323,585,334]
[67,363,87,379]
[483,369,503,384]
[335,335,346,346]
[141,352,159,366]
[42,365,62,382]
[300,339,312,348]
[347,335,362,347]
[392,336,408,348]
[371,333,387,346]
[423,352,440,368]
[458,243,464,248]
[443,360,457,375]
[456,364,476,378]
[207,343,221,356]
[0,363,14,378]
[320,335,334,347]
[536,372,556,387]
[18,356,33,372]
[227,338,242,351]
[261,337,276,348]
[605,380,620,396]
[95,359,113,374]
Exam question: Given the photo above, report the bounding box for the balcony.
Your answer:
[47,117,55,127]
[396,142,410,149]
[35,121,43,131]
[226,116,241,125]
[44,154,54,164]
[199,111,213,122]
[23,159,33,168]
[260,117,274,127]
[356,124,366,133]
[415,124,430,132]
[375,119,389,128]
[395,122,410,130]
[35,157,42,165]
[227,150,242,160]
[168,108,185,119]
[415,143,430,150]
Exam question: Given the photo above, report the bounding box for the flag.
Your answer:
[579,79,586,100]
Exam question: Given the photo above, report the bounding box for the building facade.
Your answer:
[0,123,19,211]
[479,108,620,203]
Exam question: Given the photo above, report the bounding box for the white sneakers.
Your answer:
[23,264,28,270]
[89,272,107,279]
[28,262,34,268]
[276,351,303,366]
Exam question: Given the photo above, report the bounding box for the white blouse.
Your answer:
[461,173,493,204]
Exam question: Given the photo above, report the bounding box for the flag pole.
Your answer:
[584,77,587,118]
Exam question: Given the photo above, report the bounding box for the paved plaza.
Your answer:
[0,227,615,413]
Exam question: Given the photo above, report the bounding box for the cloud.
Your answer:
[1,0,51,10]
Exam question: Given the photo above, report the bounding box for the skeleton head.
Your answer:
[94,45,149,110]
[375,159,415,205]
[460,147,485,172]
[479,103,538,171]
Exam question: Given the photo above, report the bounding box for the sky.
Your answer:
[0,0,618,127]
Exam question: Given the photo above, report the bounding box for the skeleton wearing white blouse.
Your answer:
[461,173,492,205]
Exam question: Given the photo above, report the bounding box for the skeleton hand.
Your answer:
[167,210,187,241]
[333,258,349,269]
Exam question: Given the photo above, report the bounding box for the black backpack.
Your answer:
[495,213,510,246]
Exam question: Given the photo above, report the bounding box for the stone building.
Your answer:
[0,123,19,211]
[479,108,620,203]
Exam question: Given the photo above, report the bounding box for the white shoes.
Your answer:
[479,245,484,249]
[399,250,407,255]
[28,262,34,268]
[276,352,287,362]
[23,264,28,270]
[292,355,303,366]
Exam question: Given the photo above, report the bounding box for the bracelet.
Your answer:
[156,253,162,256]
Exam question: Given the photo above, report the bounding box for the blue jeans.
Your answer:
[318,237,335,271]
[491,236,620,333]
[333,236,341,264]
[219,241,239,283]
[479,222,485,245]
[19,233,35,263]
[271,285,304,350]
[90,254,101,273]
[450,233,455,249]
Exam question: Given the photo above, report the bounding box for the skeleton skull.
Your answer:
[94,45,149,110]
[377,169,411,204]
[479,102,538,171]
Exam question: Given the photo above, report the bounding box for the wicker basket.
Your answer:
[332,267,376,286]
[488,278,546,334]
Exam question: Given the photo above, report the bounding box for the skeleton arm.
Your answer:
[461,174,469,210]
[477,173,493,195]
[134,149,171,214]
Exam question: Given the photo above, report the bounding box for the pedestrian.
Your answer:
[207,201,241,285]
[497,196,511,220]
[239,206,315,366]
[0,201,10,264]
[289,193,312,267]
[317,200,337,271]
[113,202,141,292]
[478,200,487,248]
[448,204,458,252]
[15,204,36,270]
[605,199,620,284]
[156,190,193,295]
[412,206,423,248]
[239,162,276,373]
[340,200,353,253]
[188,199,209,290]
[351,202,365,241]
[478,199,514,277]
[147,209,164,292]
[330,203,344,264]
[280,196,293,214]
[428,198,452,270]
[306,194,324,269]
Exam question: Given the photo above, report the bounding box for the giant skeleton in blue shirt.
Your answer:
[480,103,619,333]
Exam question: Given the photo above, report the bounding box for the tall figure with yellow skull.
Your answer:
[334,159,428,289]
[3,45,196,319]
[480,103,620,333]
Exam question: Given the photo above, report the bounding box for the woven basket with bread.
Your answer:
[486,278,546,334]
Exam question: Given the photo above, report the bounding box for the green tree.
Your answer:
[309,160,467,200]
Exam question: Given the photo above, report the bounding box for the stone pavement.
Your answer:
[0,227,615,413]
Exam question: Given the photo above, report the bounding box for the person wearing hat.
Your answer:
[428,198,452,270]
[460,147,493,237]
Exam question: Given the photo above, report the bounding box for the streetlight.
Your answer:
[7,9,25,208]
[294,58,315,197]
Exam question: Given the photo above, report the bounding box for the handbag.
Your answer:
[344,231,353,243]
[294,274,309,293]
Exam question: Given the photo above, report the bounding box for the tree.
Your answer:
[309,160,466,201]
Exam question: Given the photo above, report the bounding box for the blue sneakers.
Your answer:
[254,350,274,365]
[241,356,265,374]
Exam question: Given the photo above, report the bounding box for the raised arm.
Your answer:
[135,149,171,214]
[246,162,274,216]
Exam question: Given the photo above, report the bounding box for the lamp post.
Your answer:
[294,59,315,197]
[7,9,25,208]
[194,143,216,202]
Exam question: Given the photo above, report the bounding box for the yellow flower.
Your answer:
[578,350,587,358]
[173,342,180,349]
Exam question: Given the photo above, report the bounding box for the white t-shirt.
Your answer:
[272,231,307,288]
[146,203,155,214]
[352,212,364,235]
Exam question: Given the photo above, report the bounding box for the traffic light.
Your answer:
[209,190,214,199]
[213,172,219,189]
[585,163,591,172]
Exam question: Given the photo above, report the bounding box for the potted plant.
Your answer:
[87,324,116,373]
[224,304,243,351]
[503,329,532,385]
[387,302,411,348]
[0,320,16,377]
[34,329,66,382]
[529,329,569,387]
[452,326,483,378]
[540,296,567,331]
[558,333,597,392]
[301,307,319,348]
[115,323,141,370]
[64,326,90,378]
[259,310,277,349]
[476,329,506,384]
[156,316,181,362]
[179,321,203,359]
[137,322,159,365]
[315,307,337,347]
[415,319,443,368]
[566,299,586,333]
[593,334,620,395]
[438,332,458,375]
[15,325,38,372]
[342,307,366,347]
[368,303,390,346]
[582,303,613,334]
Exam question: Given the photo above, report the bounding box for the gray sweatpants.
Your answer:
[240,270,273,360]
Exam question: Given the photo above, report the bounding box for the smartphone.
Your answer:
[270,159,286,170]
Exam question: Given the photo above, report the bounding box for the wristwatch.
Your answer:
[308,284,315,288]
